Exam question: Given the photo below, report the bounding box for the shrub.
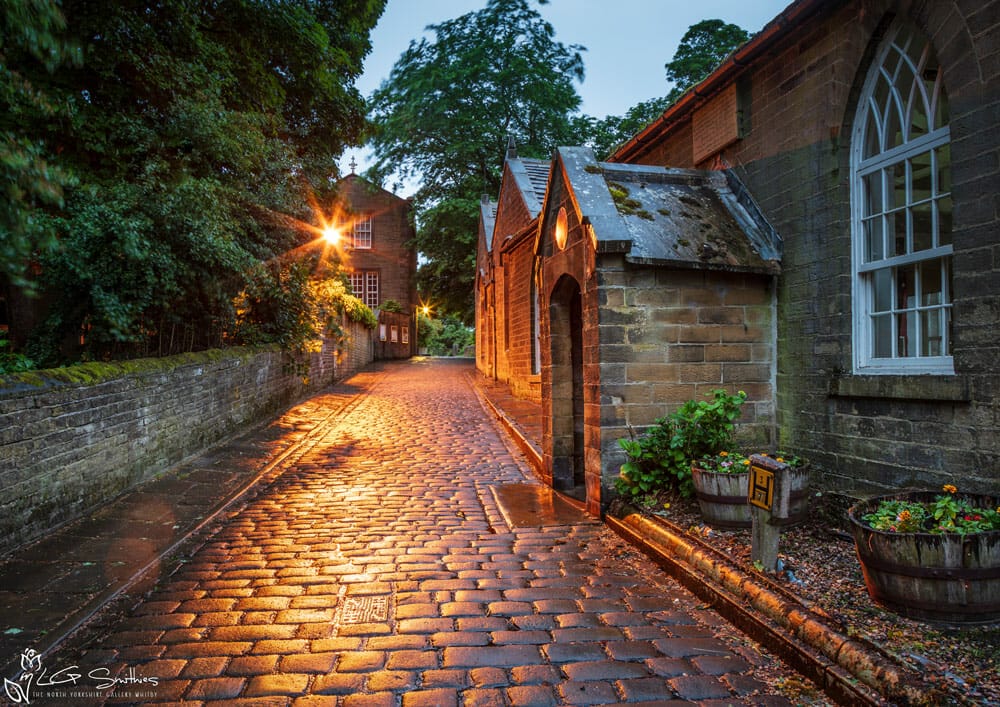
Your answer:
[616,389,747,499]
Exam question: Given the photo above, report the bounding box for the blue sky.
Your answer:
[343,0,792,183]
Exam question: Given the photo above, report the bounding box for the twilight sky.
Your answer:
[342,0,793,186]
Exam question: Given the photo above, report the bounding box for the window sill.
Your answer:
[828,374,970,402]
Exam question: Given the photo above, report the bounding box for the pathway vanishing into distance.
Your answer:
[35,358,821,705]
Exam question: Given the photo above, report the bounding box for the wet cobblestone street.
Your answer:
[35,359,817,705]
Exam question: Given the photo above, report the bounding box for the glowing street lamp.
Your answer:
[321,225,341,246]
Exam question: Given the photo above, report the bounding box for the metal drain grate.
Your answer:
[341,595,390,624]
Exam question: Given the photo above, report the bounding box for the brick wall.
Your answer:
[339,176,417,311]
[0,323,374,556]
[500,234,541,402]
[621,0,1000,495]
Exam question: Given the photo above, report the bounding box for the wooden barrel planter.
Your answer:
[691,466,750,528]
[775,463,811,527]
[848,492,1000,625]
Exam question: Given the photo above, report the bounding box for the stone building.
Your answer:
[337,173,418,358]
[475,141,549,401]
[477,0,1000,510]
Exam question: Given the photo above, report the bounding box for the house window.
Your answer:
[352,216,372,249]
[851,21,952,374]
[349,271,379,309]
[401,326,409,344]
[390,325,399,343]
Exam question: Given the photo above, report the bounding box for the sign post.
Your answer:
[748,453,793,572]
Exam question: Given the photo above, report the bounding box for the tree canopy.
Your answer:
[2,0,385,366]
[367,8,751,321]
[665,19,750,102]
[367,0,585,320]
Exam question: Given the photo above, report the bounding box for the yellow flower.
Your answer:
[776,457,784,463]
[943,484,957,494]
[742,459,751,466]
[719,451,729,457]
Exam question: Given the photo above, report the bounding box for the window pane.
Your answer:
[873,268,893,312]
[863,172,883,216]
[890,208,907,256]
[864,104,882,159]
[891,161,907,207]
[912,201,933,252]
[938,194,953,247]
[897,310,916,357]
[920,310,945,356]
[863,218,884,262]
[897,265,916,308]
[919,260,943,306]
[896,55,917,142]
[911,152,932,201]
[937,144,951,194]
[873,314,893,357]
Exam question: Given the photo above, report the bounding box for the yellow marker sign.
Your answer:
[748,464,774,511]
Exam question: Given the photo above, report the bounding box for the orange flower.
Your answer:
[719,451,729,457]
[943,484,957,494]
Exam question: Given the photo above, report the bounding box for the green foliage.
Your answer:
[5,0,385,365]
[863,488,1000,535]
[380,299,403,313]
[232,258,374,355]
[418,313,474,356]
[616,389,747,499]
[664,19,750,102]
[367,0,585,321]
[0,336,33,373]
[570,96,672,159]
[0,0,82,292]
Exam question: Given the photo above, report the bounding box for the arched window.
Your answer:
[851,21,952,373]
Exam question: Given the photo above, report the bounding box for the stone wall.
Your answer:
[596,255,776,488]
[0,321,374,556]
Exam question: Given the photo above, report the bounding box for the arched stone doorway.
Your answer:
[548,274,585,499]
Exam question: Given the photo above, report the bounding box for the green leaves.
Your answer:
[664,19,750,102]
[367,0,585,320]
[616,389,747,500]
[6,0,385,365]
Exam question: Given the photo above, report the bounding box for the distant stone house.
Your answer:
[475,140,549,401]
[477,0,1000,511]
[337,173,418,359]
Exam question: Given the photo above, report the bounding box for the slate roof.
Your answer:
[556,146,781,274]
[480,195,498,251]
[506,156,550,219]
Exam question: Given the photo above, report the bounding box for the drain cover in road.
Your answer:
[492,484,589,528]
[341,595,390,623]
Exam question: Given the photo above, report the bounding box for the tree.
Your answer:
[664,19,749,102]
[0,0,81,292]
[367,0,585,321]
[572,96,672,159]
[9,0,385,366]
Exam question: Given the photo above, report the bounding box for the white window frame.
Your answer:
[850,20,953,375]
[352,216,372,249]
[349,271,379,309]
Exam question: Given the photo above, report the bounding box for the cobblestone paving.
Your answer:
[45,359,807,706]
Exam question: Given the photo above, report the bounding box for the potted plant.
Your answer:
[848,485,1000,624]
[691,450,753,527]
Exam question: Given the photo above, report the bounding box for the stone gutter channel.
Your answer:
[474,382,939,707]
